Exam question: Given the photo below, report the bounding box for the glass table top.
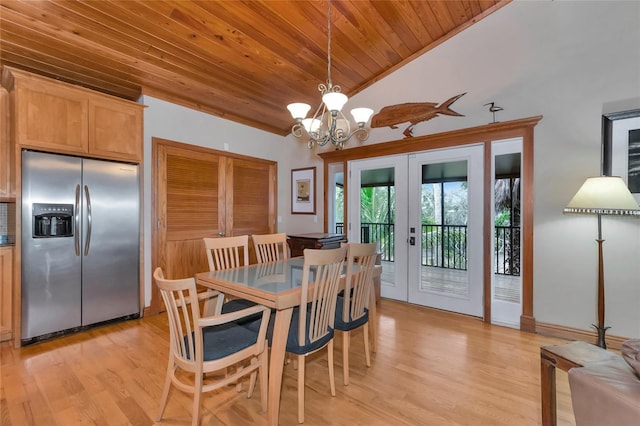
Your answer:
[202,257,309,295]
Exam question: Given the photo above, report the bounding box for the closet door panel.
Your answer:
[157,144,224,281]
[229,158,276,237]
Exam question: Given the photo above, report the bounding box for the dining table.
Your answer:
[195,256,380,425]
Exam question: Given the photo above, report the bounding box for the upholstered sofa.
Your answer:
[568,339,640,426]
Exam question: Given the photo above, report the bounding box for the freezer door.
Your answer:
[81,159,140,325]
[21,151,83,340]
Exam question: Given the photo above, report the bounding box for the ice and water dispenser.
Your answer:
[32,203,74,238]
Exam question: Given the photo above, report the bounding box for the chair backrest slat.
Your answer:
[298,246,347,344]
[252,233,289,263]
[204,235,249,271]
[343,242,378,323]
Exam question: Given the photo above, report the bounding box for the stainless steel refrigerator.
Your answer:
[21,150,140,343]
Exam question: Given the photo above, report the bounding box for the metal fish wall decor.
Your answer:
[371,93,466,138]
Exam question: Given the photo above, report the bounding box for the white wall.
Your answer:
[281,0,640,338]
[144,1,640,338]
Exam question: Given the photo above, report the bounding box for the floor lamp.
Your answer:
[564,176,640,349]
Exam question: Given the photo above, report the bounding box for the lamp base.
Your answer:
[592,324,611,349]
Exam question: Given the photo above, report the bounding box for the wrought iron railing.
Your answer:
[422,224,467,270]
[494,225,521,276]
[336,222,394,261]
[335,222,520,276]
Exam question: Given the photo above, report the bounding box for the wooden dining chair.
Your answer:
[334,242,378,386]
[203,235,256,314]
[284,246,347,423]
[252,232,289,263]
[153,267,271,426]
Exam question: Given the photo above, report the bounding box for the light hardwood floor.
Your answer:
[1,299,577,425]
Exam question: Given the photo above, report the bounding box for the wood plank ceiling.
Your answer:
[0,0,510,136]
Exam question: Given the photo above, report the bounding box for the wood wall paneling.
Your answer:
[0,1,508,135]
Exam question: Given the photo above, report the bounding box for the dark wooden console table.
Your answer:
[287,233,383,306]
[287,233,347,257]
[540,341,619,426]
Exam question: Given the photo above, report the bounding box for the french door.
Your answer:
[407,145,484,316]
[348,145,484,317]
[349,155,409,301]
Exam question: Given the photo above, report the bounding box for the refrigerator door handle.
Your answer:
[75,184,81,256]
[84,185,92,256]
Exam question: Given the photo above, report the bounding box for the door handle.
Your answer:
[84,185,92,256]
[218,231,225,237]
[75,184,80,256]
[409,236,415,246]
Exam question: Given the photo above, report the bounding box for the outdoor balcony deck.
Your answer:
[380,261,520,304]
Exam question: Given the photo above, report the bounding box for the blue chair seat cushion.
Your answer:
[334,293,369,331]
[222,298,264,331]
[222,298,257,313]
[285,304,334,355]
[184,319,261,361]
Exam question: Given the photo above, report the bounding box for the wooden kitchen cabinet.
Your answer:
[88,97,143,161]
[2,67,143,162]
[0,87,14,199]
[10,70,89,154]
[0,246,13,342]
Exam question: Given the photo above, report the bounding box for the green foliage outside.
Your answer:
[336,177,519,272]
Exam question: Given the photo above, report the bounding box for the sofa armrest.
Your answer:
[569,357,640,426]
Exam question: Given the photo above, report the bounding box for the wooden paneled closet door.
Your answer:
[156,142,224,282]
[151,138,277,314]
[229,158,276,237]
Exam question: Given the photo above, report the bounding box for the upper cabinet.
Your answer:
[1,67,143,163]
[0,87,13,199]
[88,97,143,161]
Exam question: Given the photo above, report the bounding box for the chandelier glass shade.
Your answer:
[287,0,373,150]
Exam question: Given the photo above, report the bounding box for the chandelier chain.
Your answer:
[326,0,332,87]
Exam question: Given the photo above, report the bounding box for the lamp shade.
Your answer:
[322,92,348,112]
[351,107,374,124]
[302,118,321,133]
[564,176,640,215]
[287,103,311,120]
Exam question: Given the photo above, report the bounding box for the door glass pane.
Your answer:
[420,161,469,297]
[360,168,395,287]
[493,153,521,303]
[328,163,344,234]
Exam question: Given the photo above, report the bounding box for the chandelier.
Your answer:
[287,0,373,150]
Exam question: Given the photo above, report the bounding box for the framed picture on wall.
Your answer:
[602,108,640,203]
[291,167,316,214]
